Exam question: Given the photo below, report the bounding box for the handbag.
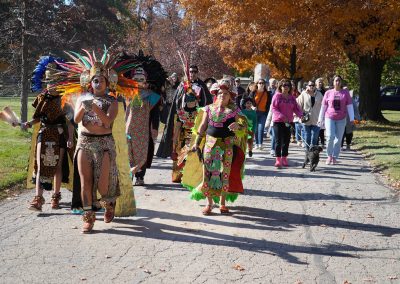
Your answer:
[301,111,311,123]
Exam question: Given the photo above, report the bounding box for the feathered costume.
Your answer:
[181,82,248,203]
[45,47,140,217]
[156,52,212,159]
[115,51,167,182]
[27,56,74,192]
[170,52,202,182]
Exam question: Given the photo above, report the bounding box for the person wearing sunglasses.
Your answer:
[271,79,303,168]
[296,81,323,150]
[248,79,272,150]
[318,75,354,165]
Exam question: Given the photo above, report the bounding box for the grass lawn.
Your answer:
[0,97,34,196]
[353,110,400,190]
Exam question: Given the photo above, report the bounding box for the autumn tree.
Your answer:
[179,0,400,121]
[0,0,135,122]
[128,0,232,78]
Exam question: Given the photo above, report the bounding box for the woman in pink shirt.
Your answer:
[318,75,354,165]
[272,79,303,168]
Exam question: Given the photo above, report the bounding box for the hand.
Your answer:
[191,144,199,152]
[317,121,323,127]
[91,102,100,113]
[67,140,73,149]
[349,120,354,125]
[228,122,239,131]
[21,122,30,130]
[151,129,158,141]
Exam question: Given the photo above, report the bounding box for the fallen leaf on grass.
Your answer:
[366,214,374,218]
[105,255,111,259]
[233,264,245,271]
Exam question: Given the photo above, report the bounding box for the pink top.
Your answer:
[272,92,303,123]
[322,89,352,120]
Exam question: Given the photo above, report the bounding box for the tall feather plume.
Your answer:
[82,49,94,66]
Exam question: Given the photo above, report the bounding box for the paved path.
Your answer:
[0,142,399,283]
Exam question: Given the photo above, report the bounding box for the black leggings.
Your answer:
[273,122,291,157]
[341,132,353,146]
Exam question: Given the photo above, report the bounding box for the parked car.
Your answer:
[380,86,400,111]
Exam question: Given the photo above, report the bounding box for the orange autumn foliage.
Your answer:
[179,0,400,79]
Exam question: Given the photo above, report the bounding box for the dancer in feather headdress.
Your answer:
[24,56,75,212]
[181,80,248,215]
[46,47,140,233]
[116,51,167,186]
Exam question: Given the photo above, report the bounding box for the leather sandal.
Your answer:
[28,196,45,211]
[219,205,230,214]
[82,211,96,234]
[202,205,213,215]
[51,192,62,209]
[100,201,116,223]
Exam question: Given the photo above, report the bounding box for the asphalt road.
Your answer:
[1,142,399,283]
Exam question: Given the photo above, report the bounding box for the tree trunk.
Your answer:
[20,0,29,124]
[357,55,386,121]
[290,45,296,79]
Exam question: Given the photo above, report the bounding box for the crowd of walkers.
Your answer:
[5,47,358,233]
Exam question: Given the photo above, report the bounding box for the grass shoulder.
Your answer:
[353,110,400,190]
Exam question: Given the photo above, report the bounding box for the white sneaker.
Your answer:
[270,150,276,157]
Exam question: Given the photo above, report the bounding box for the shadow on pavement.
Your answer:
[104,207,393,265]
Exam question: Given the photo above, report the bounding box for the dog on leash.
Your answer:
[302,146,323,172]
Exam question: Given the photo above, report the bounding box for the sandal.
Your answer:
[28,196,45,211]
[100,201,116,223]
[202,205,213,215]
[82,211,96,233]
[51,192,62,209]
[220,205,230,214]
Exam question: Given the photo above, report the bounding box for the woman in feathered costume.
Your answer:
[170,53,202,183]
[50,47,139,233]
[24,56,74,212]
[182,80,248,215]
[116,51,166,186]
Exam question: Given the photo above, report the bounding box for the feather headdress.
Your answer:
[115,50,167,94]
[31,56,65,92]
[42,46,141,107]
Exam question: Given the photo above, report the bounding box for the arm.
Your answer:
[67,120,74,148]
[192,111,208,151]
[74,100,85,124]
[22,118,40,129]
[347,104,354,122]
[91,100,118,128]
[271,94,286,121]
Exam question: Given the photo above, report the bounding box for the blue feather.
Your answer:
[30,56,64,92]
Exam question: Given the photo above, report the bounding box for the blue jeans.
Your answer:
[270,127,276,150]
[295,122,303,141]
[302,124,320,150]
[255,111,267,145]
[325,118,346,159]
